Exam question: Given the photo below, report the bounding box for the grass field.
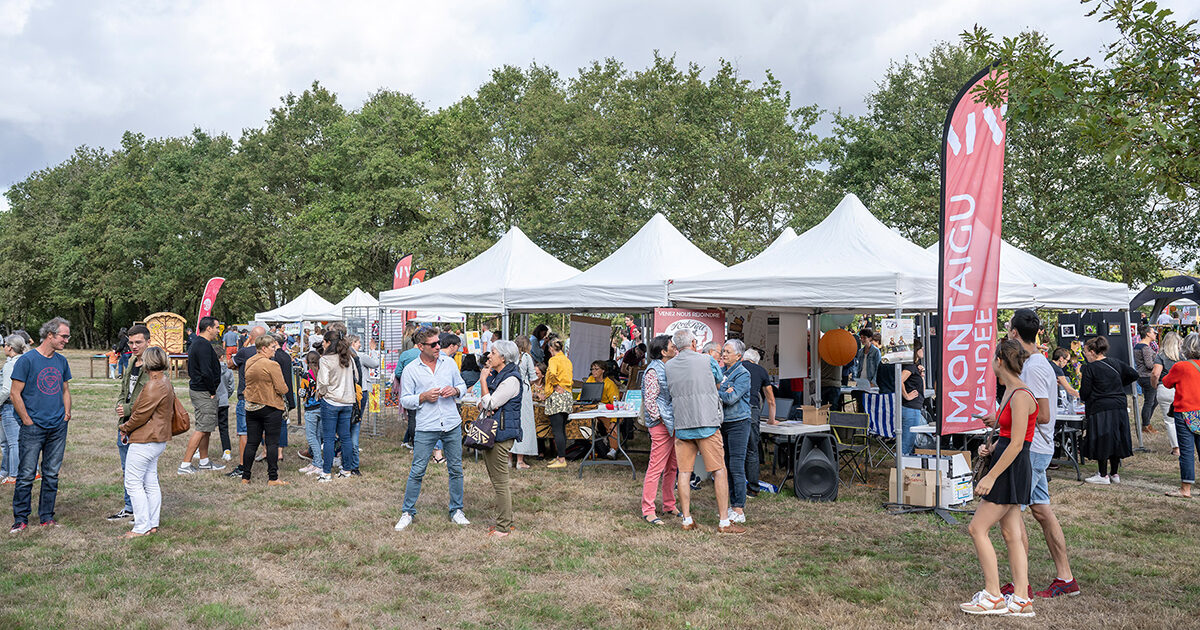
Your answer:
[1,350,1197,629]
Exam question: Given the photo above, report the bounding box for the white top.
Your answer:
[480,330,494,353]
[1157,312,1174,324]
[1021,352,1058,455]
[479,374,520,410]
[316,355,357,405]
[400,353,467,432]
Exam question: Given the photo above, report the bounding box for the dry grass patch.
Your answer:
[0,350,1196,628]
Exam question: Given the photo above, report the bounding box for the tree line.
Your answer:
[2,24,1196,348]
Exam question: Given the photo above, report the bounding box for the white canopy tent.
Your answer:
[255,289,342,322]
[669,194,936,313]
[925,241,1129,310]
[378,226,581,314]
[411,311,467,323]
[752,226,798,260]
[334,287,379,311]
[506,212,725,313]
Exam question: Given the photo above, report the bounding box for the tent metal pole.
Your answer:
[1125,309,1149,452]
[892,307,905,512]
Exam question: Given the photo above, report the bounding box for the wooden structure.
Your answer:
[141,312,188,354]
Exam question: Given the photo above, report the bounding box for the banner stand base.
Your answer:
[882,502,973,525]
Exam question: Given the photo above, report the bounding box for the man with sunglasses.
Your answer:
[395,326,468,531]
[9,317,73,533]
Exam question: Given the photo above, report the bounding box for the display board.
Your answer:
[569,315,614,383]
[777,312,809,379]
[653,308,725,349]
[143,312,187,354]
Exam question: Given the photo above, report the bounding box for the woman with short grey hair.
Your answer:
[0,334,29,483]
[476,339,524,537]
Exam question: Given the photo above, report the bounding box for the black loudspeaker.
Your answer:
[793,434,838,502]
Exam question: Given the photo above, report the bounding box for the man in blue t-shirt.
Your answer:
[9,317,73,532]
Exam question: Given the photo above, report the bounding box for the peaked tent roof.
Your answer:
[669,194,937,312]
[753,227,798,259]
[334,287,379,311]
[255,289,343,322]
[1129,275,1200,320]
[925,241,1130,310]
[505,213,726,312]
[378,226,581,313]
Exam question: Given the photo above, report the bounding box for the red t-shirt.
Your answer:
[1163,360,1200,412]
[998,388,1038,443]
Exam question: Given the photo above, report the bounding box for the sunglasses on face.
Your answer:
[421,340,440,348]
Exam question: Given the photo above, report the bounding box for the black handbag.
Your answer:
[463,409,503,450]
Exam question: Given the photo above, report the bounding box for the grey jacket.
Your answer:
[664,348,722,432]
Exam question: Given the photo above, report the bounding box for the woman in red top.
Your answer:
[960,339,1039,618]
[1162,332,1200,498]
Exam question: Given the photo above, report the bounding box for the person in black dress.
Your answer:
[1080,336,1138,484]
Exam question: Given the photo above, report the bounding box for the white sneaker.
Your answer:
[450,510,471,526]
[197,460,226,471]
[176,463,196,475]
[732,511,746,524]
[960,590,1008,615]
[222,450,232,461]
[298,464,317,474]
[316,473,332,483]
[336,469,353,478]
[394,513,413,531]
[1084,474,1111,485]
[1110,474,1121,484]
[1005,594,1036,617]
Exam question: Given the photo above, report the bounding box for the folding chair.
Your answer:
[828,411,870,485]
[862,392,896,468]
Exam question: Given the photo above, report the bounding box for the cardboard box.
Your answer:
[901,453,972,479]
[889,466,974,508]
[915,449,973,471]
[799,405,830,426]
[889,467,938,507]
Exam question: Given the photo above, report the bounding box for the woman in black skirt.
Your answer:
[961,339,1038,617]
[1080,336,1138,485]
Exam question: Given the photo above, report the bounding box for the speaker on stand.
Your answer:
[793,433,838,501]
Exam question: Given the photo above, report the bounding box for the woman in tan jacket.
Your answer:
[242,334,289,485]
[117,347,174,538]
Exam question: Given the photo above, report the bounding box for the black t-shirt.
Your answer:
[234,345,258,399]
[1052,362,1065,379]
[744,362,770,408]
[187,337,220,394]
[901,363,924,410]
[877,362,896,394]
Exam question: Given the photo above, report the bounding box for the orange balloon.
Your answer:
[819,329,857,366]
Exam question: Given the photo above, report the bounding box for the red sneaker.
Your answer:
[1000,582,1034,599]
[1035,578,1080,598]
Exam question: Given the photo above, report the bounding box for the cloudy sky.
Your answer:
[3,0,1196,211]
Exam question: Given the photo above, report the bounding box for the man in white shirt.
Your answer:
[480,324,493,354]
[1156,310,1173,325]
[395,326,469,531]
[1002,309,1079,598]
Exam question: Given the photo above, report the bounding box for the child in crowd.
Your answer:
[106,349,120,379]
[217,358,235,460]
[298,351,324,475]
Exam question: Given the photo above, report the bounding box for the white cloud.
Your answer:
[0,0,1196,187]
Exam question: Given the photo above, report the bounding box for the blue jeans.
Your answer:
[402,426,464,517]
[321,402,354,474]
[278,414,288,448]
[746,404,762,490]
[117,430,132,512]
[117,353,130,376]
[900,406,923,456]
[235,398,247,435]
[12,421,69,525]
[350,421,361,471]
[721,418,751,509]
[0,403,19,478]
[304,407,323,470]
[1177,415,1200,485]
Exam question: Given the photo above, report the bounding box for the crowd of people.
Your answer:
[4,308,1200,588]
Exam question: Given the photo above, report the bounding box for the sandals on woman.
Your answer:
[641,515,664,526]
[1165,490,1193,498]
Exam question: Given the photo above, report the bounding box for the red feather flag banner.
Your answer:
[393,255,413,290]
[197,277,225,322]
[937,66,1007,435]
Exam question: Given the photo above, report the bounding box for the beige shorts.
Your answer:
[674,431,725,474]
[189,389,219,432]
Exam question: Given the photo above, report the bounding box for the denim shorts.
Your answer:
[1029,450,1053,506]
